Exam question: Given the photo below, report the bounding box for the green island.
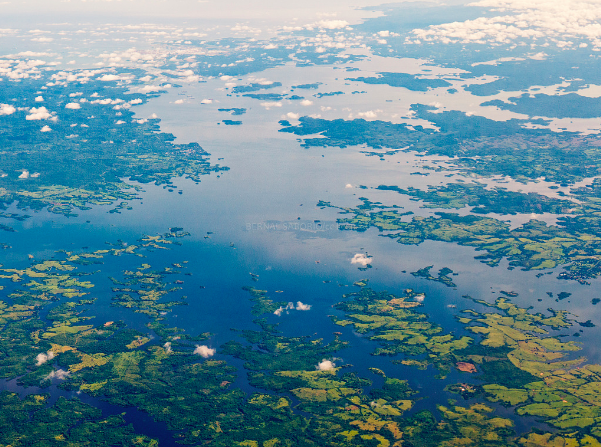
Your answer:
[411,266,457,287]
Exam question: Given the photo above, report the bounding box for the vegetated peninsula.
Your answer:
[0,72,226,218]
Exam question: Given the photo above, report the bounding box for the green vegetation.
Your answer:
[3,230,601,445]
[332,287,471,376]
[319,197,601,282]
[0,393,158,446]
[376,183,575,215]
[0,75,226,218]
[243,286,287,315]
[411,265,457,287]
[280,110,601,186]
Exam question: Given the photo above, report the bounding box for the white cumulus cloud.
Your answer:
[260,101,282,109]
[65,102,81,109]
[36,351,55,366]
[45,369,70,381]
[98,74,122,81]
[0,104,16,116]
[312,20,349,30]
[26,106,53,120]
[317,359,336,371]
[274,302,295,316]
[356,110,380,119]
[296,301,311,311]
[351,253,372,267]
[194,345,216,358]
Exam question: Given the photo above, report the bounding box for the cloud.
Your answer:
[1,51,55,58]
[201,99,213,104]
[194,345,216,358]
[26,106,53,120]
[98,74,121,81]
[164,342,172,353]
[40,125,51,132]
[311,20,349,30]
[36,351,55,366]
[301,100,313,106]
[410,0,601,48]
[317,359,335,371]
[174,99,185,104]
[260,101,282,109]
[45,369,70,381]
[351,253,372,267]
[415,293,425,303]
[356,110,380,119]
[345,183,353,188]
[31,37,53,42]
[65,102,81,109]
[19,170,30,179]
[286,112,300,119]
[296,301,311,311]
[0,103,15,116]
[274,302,295,316]
[35,96,44,102]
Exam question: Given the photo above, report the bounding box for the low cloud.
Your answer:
[301,100,313,106]
[296,301,311,311]
[65,102,81,109]
[36,351,55,366]
[286,112,300,119]
[35,96,43,102]
[409,0,601,48]
[274,302,295,316]
[356,110,381,119]
[0,104,16,116]
[260,101,282,109]
[26,106,54,121]
[201,99,213,104]
[194,345,216,358]
[310,20,349,30]
[98,74,122,81]
[45,369,70,381]
[351,253,372,267]
[164,342,172,353]
[40,125,51,132]
[317,359,335,371]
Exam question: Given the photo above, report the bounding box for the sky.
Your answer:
[0,0,391,22]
